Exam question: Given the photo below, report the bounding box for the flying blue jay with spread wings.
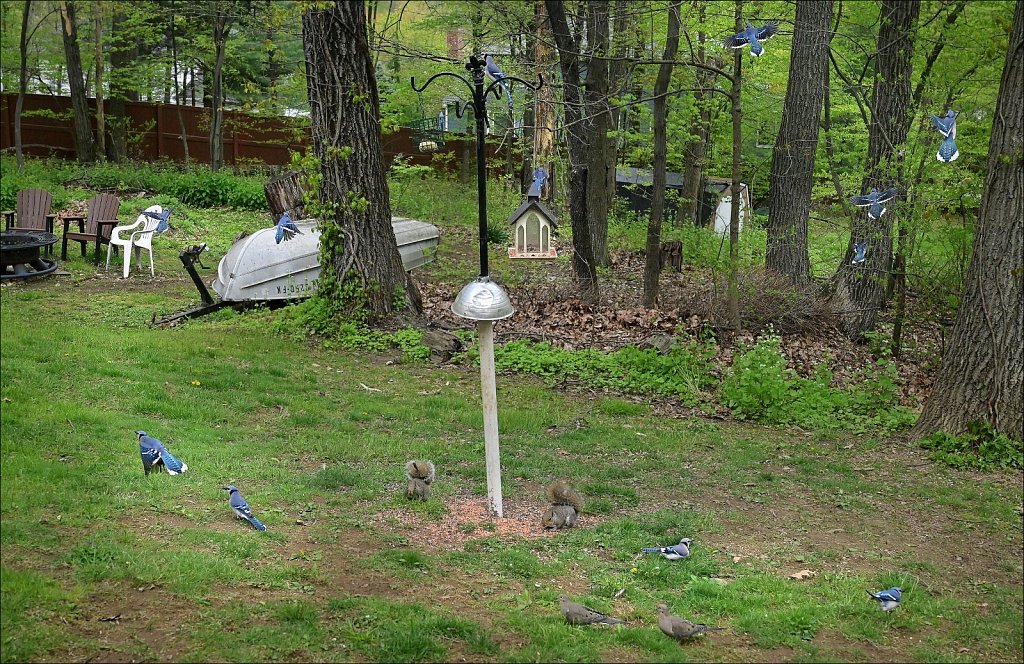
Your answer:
[929,109,960,163]
[725,21,780,57]
[143,208,173,233]
[224,486,267,531]
[867,586,902,611]
[274,211,301,245]
[137,431,187,475]
[642,537,692,561]
[485,54,513,106]
[849,187,898,221]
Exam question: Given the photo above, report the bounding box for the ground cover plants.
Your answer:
[1,161,1021,662]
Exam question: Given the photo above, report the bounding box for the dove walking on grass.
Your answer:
[558,595,626,626]
[642,537,692,561]
[849,187,898,221]
[725,21,780,57]
[929,109,960,163]
[867,586,902,611]
[224,485,267,531]
[274,211,301,244]
[656,603,724,642]
[137,431,187,475]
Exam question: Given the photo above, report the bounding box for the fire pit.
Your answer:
[1,230,59,280]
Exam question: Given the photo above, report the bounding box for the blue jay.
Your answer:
[485,54,513,106]
[642,537,692,561]
[867,586,902,611]
[852,241,868,265]
[527,167,547,199]
[725,21,780,57]
[224,486,267,531]
[137,430,187,475]
[274,211,302,245]
[849,187,898,221]
[929,110,959,163]
[143,208,173,233]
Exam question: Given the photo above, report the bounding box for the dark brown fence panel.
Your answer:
[0,93,518,176]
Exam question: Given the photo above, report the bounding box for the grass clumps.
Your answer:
[919,421,1024,471]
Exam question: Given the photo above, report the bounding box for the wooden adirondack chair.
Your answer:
[61,193,121,263]
[2,189,56,255]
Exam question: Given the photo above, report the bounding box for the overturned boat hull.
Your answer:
[212,217,439,302]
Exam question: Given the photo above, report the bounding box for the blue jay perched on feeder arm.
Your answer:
[484,54,513,106]
[725,21,780,57]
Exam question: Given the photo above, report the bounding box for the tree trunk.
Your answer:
[546,0,600,303]
[170,2,189,168]
[533,0,557,202]
[829,0,919,339]
[727,0,743,332]
[59,0,96,163]
[912,0,1024,442]
[765,0,832,283]
[94,1,105,161]
[678,1,713,226]
[15,0,31,173]
[642,2,681,308]
[604,1,632,219]
[584,1,612,267]
[301,1,419,317]
[209,0,230,171]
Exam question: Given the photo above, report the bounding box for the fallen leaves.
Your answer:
[789,569,817,581]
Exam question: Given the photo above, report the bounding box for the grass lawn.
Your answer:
[1,196,1021,663]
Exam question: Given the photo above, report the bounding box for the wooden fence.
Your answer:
[0,93,517,173]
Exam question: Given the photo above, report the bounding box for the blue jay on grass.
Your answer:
[725,21,780,57]
[849,187,898,221]
[929,109,959,163]
[274,211,301,245]
[137,431,187,475]
[642,537,692,561]
[852,241,868,265]
[224,485,267,531]
[867,586,902,611]
[485,54,513,106]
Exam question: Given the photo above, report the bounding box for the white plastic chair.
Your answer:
[106,204,162,278]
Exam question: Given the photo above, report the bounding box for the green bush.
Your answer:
[920,421,1024,471]
[491,338,716,405]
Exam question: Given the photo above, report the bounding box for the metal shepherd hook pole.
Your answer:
[412,56,542,517]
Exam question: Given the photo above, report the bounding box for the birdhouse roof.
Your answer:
[508,199,558,227]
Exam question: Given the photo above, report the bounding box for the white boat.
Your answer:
[212,216,439,302]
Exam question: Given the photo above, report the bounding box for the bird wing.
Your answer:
[724,32,751,48]
[757,22,780,41]
[875,187,898,203]
[929,115,953,137]
[877,589,901,601]
[160,450,187,474]
[849,194,875,207]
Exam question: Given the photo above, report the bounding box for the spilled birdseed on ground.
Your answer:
[373,495,587,550]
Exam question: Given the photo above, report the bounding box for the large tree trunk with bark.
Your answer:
[209,0,230,171]
[301,1,419,317]
[59,0,96,163]
[533,0,557,202]
[546,0,600,303]
[727,0,743,331]
[829,0,919,339]
[913,0,1024,442]
[679,1,714,226]
[107,4,136,162]
[15,0,31,172]
[642,2,680,307]
[765,0,832,283]
[94,3,105,161]
[584,1,613,267]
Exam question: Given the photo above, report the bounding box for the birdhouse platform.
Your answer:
[508,199,557,259]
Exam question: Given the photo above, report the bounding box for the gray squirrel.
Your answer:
[405,460,435,501]
[542,480,583,529]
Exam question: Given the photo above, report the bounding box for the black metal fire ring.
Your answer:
[1,231,60,280]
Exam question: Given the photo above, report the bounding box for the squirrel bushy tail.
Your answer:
[542,480,582,529]
[405,460,435,501]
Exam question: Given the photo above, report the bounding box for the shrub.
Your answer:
[920,421,1024,471]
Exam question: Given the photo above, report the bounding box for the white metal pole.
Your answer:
[477,319,503,517]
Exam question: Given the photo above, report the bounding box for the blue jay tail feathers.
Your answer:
[405,460,435,501]
[245,515,268,531]
[542,480,583,529]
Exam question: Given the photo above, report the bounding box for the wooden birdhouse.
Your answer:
[507,199,557,259]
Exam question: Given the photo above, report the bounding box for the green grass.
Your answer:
[1,164,1021,662]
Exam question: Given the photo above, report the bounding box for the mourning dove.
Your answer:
[559,595,626,626]
[656,603,723,642]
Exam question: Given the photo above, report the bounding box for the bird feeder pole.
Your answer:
[413,57,542,518]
